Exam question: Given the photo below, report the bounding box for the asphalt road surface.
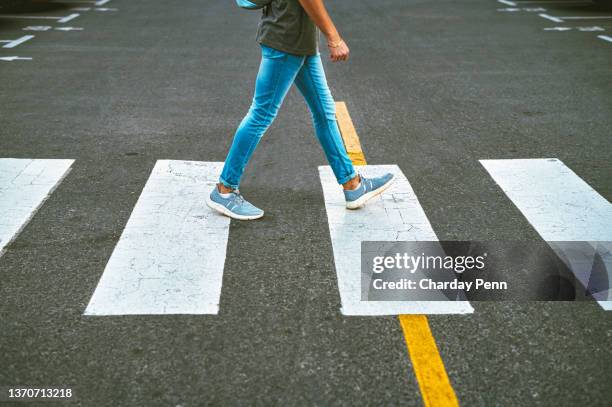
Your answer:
[1,0,611,405]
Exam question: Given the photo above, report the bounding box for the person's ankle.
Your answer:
[342,175,361,191]
[217,183,234,194]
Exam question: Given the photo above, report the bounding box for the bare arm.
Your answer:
[297,0,349,62]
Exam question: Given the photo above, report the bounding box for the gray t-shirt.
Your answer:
[256,0,319,56]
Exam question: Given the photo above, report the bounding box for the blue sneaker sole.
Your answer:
[206,198,264,221]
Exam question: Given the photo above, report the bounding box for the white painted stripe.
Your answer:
[598,35,612,43]
[1,35,35,49]
[481,158,612,309]
[319,165,473,315]
[0,14,79,21]
[561,16,612,20]
[0,158,74,256]
[539,13,564,22]
[0,56,32,61]
[85,160,229,316]
[498,0,517,5]
[58,13,80,23]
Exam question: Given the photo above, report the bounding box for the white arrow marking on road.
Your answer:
[0,56,32,61]
[597,35,612,42]
[319,165,473,316]
[54,27,84,31]
[1,35,35,49]
[544,27,572,31]
[0,159,74,257]
[481,159,612,310]
[85,160,231,316]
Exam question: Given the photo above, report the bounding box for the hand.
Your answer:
[328,39,349,62]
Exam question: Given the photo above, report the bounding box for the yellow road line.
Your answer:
[399,315,459,407]
[335,102,367,165]
[335,101,459,407]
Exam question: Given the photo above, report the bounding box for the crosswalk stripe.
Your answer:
[85,160,229,315]
[0,158,74,256]
[481,158,612,309]
[334,102,462,407]
[318,164,473,315]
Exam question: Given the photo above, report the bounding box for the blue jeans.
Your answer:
[219,45,356,189]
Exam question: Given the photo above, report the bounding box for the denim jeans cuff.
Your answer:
[219,176,239,190]
[337,171,357,185]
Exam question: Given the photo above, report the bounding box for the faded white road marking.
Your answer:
[598,35,612,43]
[23,26,52,31]
[498,7,546,12]
[544,26,604,31]
[0,13,79,23]
[54,27,84,31]
[561,16,612,19]
[85,160,230,316]
[540,13,612,22]
[59,13,80,23]
[539,13,564,22]
[576,26,604,31]
[0,56,32,61]
[319,165,473,315]
[0,158,74,256]
[0,35,34,49]
[498,0,517,6]
[481,158,612,310]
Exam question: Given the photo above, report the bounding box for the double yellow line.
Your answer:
[335,102,459,407]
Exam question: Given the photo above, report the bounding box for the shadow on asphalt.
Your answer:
[0,0,72,14]
[528,0,612,12]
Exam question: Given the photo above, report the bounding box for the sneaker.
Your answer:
[206,187,264,220]
[344,173,395,209]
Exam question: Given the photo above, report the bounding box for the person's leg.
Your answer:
[293,53,357,187]
[219,45,305,190]
[295,54,395,209]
